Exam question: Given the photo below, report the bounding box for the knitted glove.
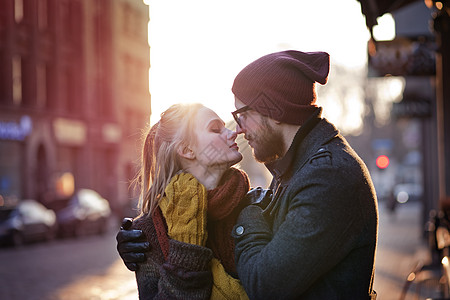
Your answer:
[160,173,208,246]
[210,258,249,300]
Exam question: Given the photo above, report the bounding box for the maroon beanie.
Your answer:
[232,50,330,125]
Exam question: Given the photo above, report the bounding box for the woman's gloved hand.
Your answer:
[159,173,208,246]
[116,218,150,271]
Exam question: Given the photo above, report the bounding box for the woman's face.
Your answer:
[191,107,243,169]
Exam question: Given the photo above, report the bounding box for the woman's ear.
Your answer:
[177,145,195,160]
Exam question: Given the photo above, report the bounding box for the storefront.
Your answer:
[0,112,122,212]
[0,115,33,204]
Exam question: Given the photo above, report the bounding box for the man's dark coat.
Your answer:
[233,109,378,300]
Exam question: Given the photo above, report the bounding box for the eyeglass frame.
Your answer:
[231,105,252,128]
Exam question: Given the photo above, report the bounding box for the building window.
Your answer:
[36,63,47,109]
[60,1,70,43]
[123,3,132,34]
[59,67,70,112]
[94,9,112,119]
[14,0,23,23]
[12,55,22,106]
[46,65,57,111]
[134,11,143,38]
[123,55,131,88]
[122,56,147,94]
[37,0,48,31]
[66,66,79,115]
[122,4,143,38]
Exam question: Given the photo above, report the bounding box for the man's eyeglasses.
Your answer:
[231,105,252,128]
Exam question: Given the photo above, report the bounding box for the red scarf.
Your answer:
[207,167,250,275]
[153,167,250,276]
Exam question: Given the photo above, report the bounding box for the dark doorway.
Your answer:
[36,144,50,204]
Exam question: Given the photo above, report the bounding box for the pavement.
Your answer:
[374,200,442,300]
[102,200,442,300]
[54,200,438,300]
[99,200,440,300]
[1,199,436,300]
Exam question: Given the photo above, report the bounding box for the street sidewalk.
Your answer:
[34,200,435,300]
[374,200,439,300]
[68,201,435,300]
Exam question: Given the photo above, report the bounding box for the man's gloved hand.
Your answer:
[245,187,273,210]
[116,218,150,271]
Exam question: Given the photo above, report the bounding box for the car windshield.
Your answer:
[72,189,108,211]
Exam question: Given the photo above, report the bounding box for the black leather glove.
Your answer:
[245,187,273,210]
[116,218,150,271]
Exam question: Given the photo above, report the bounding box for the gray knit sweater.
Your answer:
[132,213,213,299]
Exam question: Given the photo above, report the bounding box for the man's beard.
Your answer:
[248,117,285,164]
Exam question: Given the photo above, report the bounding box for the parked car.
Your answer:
[0,199,58,247]
[56,189,111,237]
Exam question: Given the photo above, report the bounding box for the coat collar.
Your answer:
[265,107,339,182]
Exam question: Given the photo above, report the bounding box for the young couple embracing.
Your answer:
[117,50,378,300]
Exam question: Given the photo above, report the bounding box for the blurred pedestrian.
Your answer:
[387,188,398,216]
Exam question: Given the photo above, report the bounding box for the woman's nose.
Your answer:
[227,128,238,140]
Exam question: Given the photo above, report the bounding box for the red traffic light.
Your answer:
[376,155,390,169]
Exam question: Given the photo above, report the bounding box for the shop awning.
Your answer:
[357,0,422,30]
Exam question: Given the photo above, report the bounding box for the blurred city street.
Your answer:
[0,199,437,300]
[1,0,450,299]
[0,218,138,300]
[374,200,432,300]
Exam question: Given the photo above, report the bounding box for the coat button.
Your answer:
[235,226,244,235]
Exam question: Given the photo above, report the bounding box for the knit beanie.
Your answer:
[232,50,330,125]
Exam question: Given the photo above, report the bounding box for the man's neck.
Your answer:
[280,123,301,157]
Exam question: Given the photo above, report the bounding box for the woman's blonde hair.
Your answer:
[137,103,204,215]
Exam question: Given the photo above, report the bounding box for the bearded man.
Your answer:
[229,50,378,299]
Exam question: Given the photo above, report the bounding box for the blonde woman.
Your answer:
[129,103,249,299]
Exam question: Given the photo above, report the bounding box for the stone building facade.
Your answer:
[0,0,150,216]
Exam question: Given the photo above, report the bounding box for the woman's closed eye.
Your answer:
[208,120,225,133]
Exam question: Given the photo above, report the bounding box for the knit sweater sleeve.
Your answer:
[158,239,214,300]
[132,215,214,300]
